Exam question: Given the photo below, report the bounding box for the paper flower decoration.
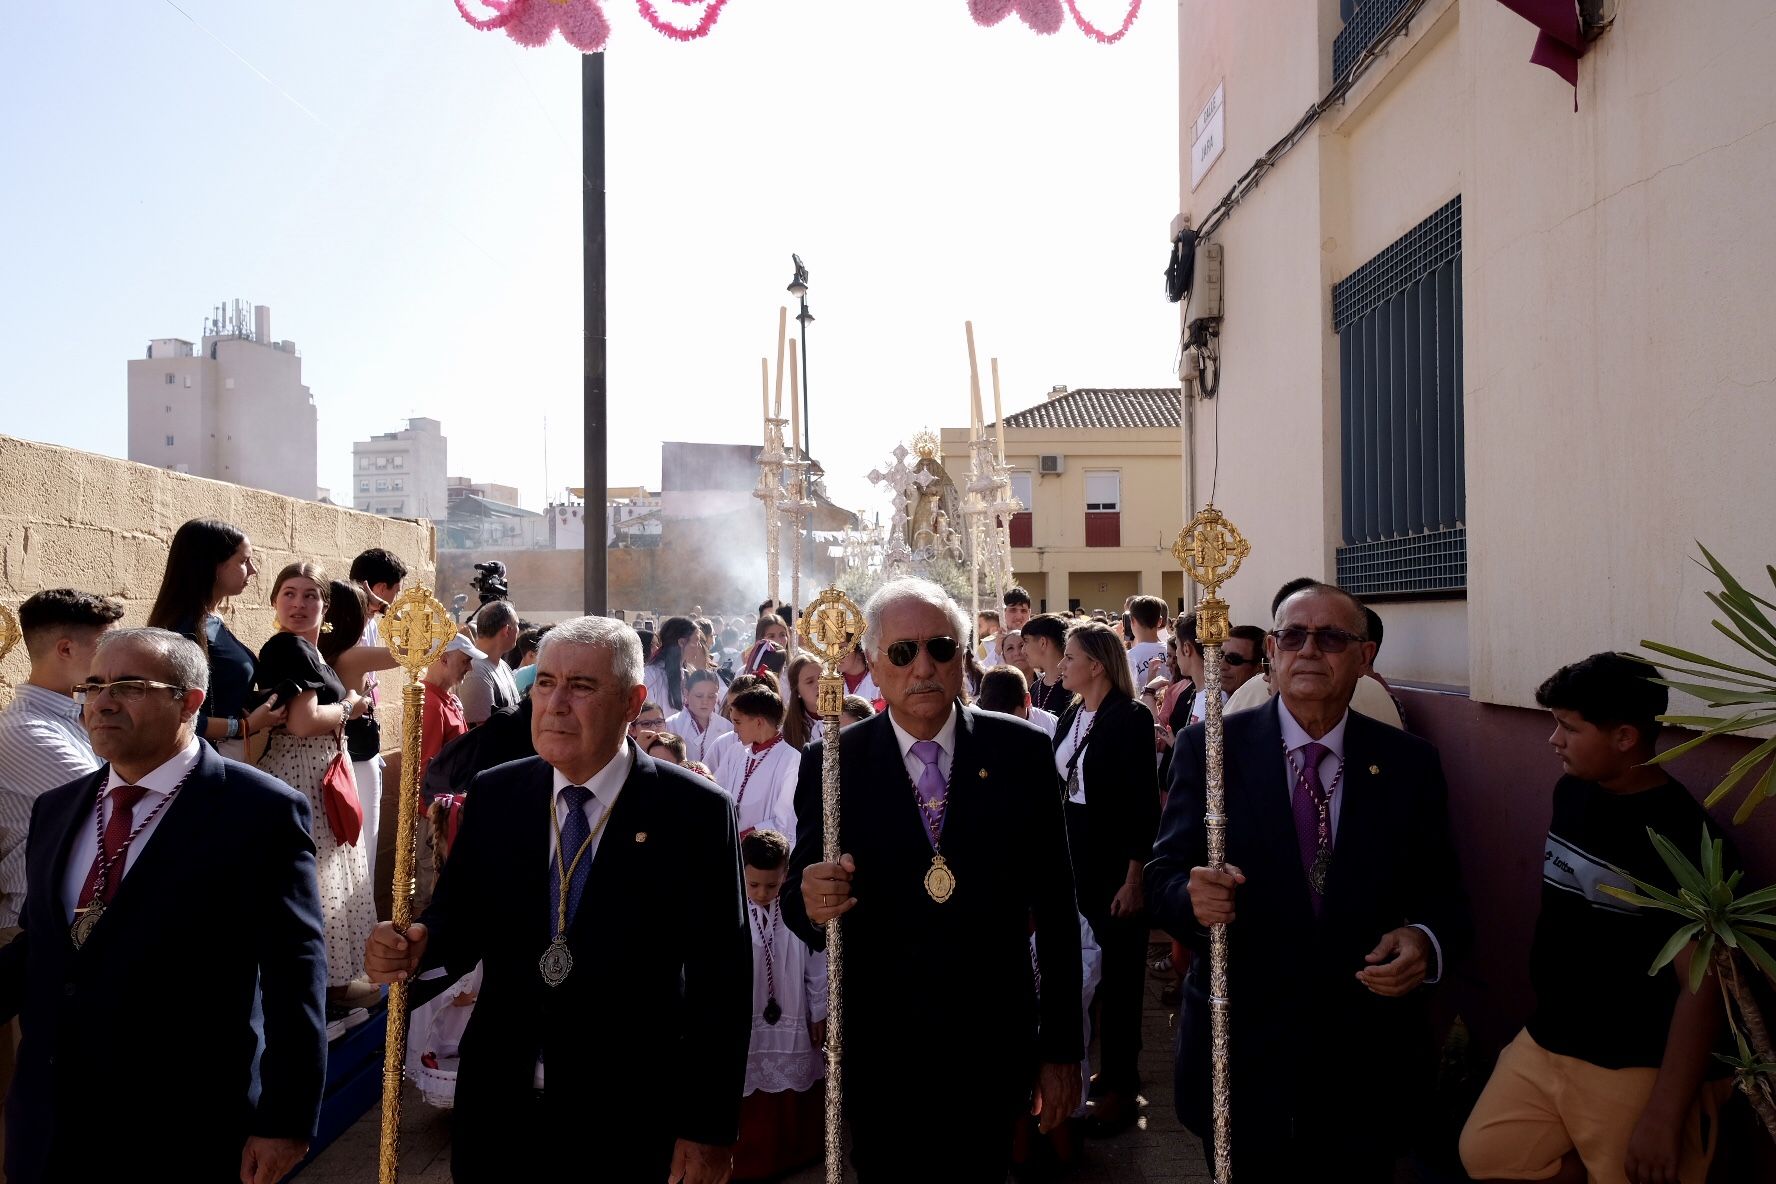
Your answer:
[454,0,727,52]
[968,0,1142,42]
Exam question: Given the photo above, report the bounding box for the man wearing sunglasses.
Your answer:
[0,627,327,1184]
[1148,583,1471,1179]
[783,578,1083,1181]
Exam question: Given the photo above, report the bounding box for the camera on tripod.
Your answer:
[470,560,509,605]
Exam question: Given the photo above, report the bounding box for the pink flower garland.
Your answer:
[635,0,729,42]
[968,0,1141,41]
[1064,0,1140,44]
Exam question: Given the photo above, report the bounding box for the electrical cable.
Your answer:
[1193,0,1432,244]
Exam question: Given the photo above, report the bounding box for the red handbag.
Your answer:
[322,730,364,846]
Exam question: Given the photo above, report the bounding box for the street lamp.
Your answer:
[788,254,813,464]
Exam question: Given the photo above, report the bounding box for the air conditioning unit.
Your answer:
[1038,454,1066,475]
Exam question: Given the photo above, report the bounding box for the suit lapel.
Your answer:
[39,767,103,924]
[1324,712,1385,915]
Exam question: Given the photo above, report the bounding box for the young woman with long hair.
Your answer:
[781,654,824,751]
[644,616,699,712]
[146,517,287,756]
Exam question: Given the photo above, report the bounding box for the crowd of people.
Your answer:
[0,526,1749,1184]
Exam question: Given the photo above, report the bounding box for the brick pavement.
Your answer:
[306,966,1209,1183]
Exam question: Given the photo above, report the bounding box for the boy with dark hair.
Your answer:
[0,589,126,928]
[1127,595,1169,687]
[977,665,1058,739]
[1003,586,1033,632]
[1461,652,1730,1184]
[732,829,827,1181]
[711,685,798,838]
[347,548,408,604]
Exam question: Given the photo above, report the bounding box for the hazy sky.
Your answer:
[0,1,1179,518]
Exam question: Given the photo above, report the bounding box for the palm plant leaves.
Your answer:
[1638,546,1776,822]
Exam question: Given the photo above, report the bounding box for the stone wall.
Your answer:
[0,434,437,744]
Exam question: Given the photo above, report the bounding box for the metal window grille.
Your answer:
[1333,0,1413,79]
[1333,197,1464,596]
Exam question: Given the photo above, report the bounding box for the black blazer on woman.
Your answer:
[1053,691,1162,913]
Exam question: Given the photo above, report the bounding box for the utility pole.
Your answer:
[582,53,608,614]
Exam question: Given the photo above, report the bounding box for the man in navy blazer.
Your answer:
[0,627,327,1184]
[366,615,750,1184]
[1148,584,1472,1178]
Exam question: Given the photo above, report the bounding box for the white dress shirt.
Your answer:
[1054,707,1097,804]
[888,704,957,789]
[61,737,200,924]
[1027,705,1059,739]
[1276,701,1441,982]
[547,744,633,874]
[0,683,100,927]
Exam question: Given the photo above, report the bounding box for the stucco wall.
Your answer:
[1177,0,1776,705]
[0,434,436,743]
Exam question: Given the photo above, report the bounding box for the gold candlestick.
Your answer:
[1171,504,1250,1184]
[797,587,862,1184]
[376,586,457,1184]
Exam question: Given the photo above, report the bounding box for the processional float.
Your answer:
[796,587,863,1184]
[1172,504,1250,1184]
[375,586,457,1184]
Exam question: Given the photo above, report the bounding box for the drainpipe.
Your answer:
[1180,351,1201,614]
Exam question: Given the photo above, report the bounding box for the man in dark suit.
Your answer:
[0,627,327,1184]
[366,615,750,1183]
[785,578,1083,1181]
[1148,583,1472,1178]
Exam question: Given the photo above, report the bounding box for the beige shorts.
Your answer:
[1460,1029,1723,1183]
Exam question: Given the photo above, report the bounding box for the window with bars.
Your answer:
[1333,196,1465,597]
[1334,0,1413,79]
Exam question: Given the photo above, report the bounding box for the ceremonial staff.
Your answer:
[797,586,862,1184]
[1172,505,1249,1184]
[375,586,457,1184]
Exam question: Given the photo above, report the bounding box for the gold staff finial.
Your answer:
[799,584,862,1184]
[1172,503,1249,646]
[377,583,455,1184]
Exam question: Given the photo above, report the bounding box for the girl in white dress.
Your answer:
[732,830,827,1181]
[664,670,734,766]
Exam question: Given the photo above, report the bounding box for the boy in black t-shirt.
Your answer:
[1461,653,1730,1184]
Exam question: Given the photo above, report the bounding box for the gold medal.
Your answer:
[924,854,956,903]
[70,901,104,950]
[539,935,574,987]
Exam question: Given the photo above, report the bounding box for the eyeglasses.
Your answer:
[72,679,189,705]
[630,717,666,730]
[884,637,960,667]
[1269,627,1367,653]
[1221,652,1259,668]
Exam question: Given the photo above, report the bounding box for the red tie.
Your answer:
[75,785,149,910]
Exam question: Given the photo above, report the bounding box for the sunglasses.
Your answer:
[1221,652,1259,668]
[1270,627,1367,653]
[884,637,960,667]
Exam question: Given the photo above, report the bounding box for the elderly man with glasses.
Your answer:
[1147,582,1471,1179]
[0,627,327,1184]
[784,577,1083,1182]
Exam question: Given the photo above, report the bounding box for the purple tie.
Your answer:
[1291,741,1331,911]
[910,740,947,847]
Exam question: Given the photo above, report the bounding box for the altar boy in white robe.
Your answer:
[733,830,829,1182]
[665,669,734,766]
[710,684,799,838]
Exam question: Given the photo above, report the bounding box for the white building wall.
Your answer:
[1177,0,1776,706]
